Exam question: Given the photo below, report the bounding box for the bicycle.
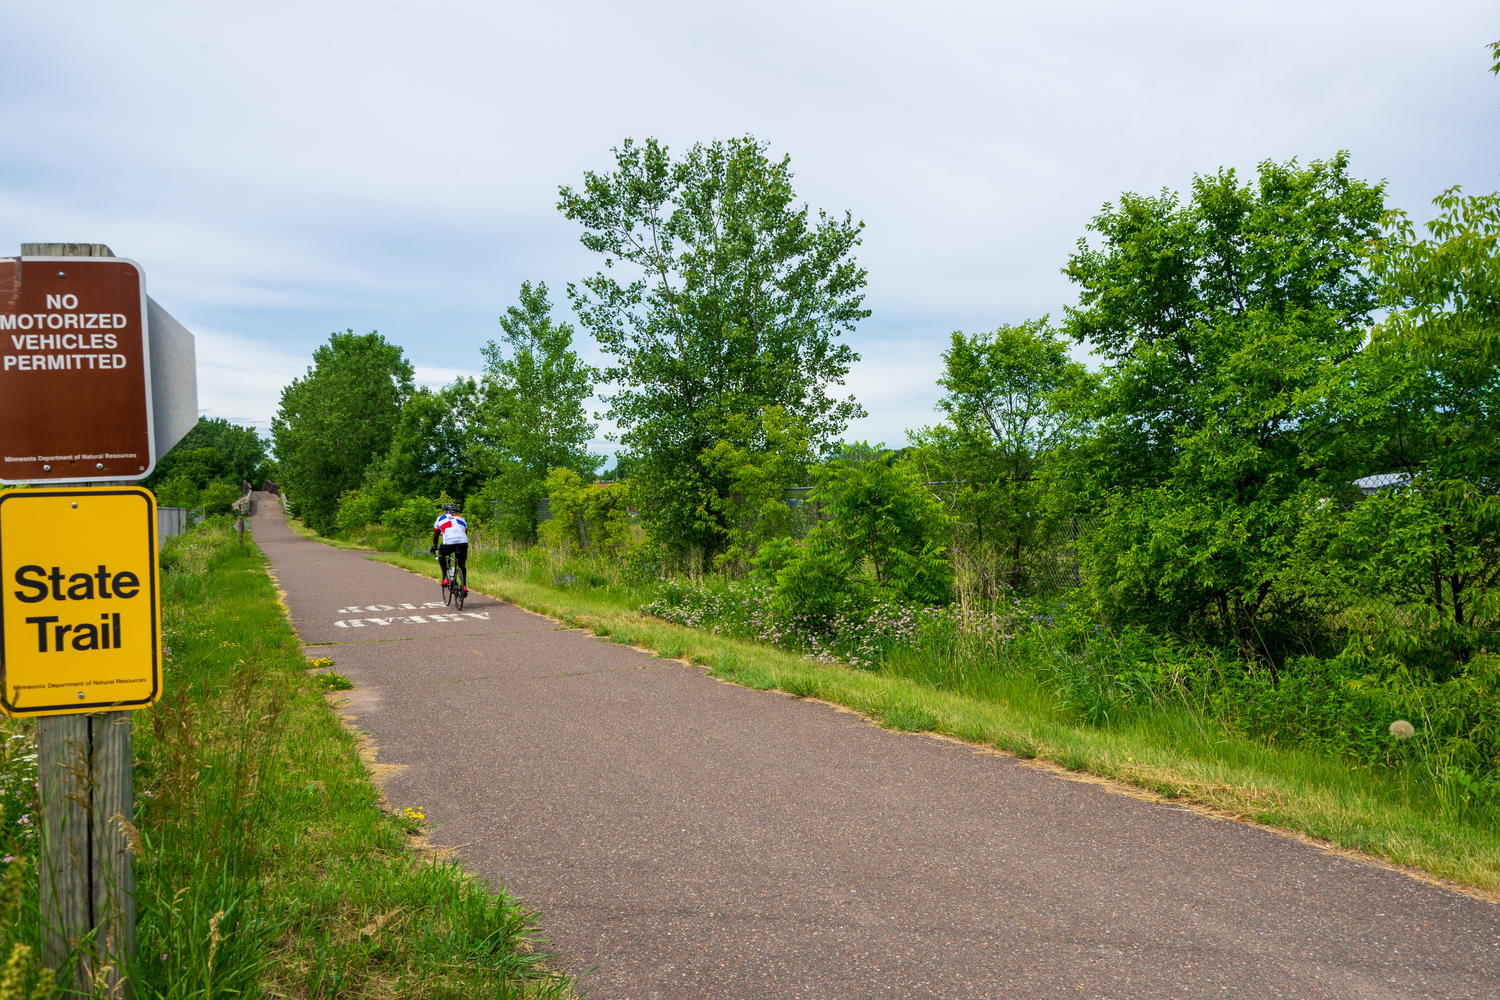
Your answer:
[432,549,467,611]
[446,563,467,611]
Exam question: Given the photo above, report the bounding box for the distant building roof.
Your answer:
[1354,472,1412,495]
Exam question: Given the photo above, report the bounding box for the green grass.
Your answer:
[357,542,1500,899]
[314,670,356,691]
[0,519,579,998]
[286,515,406,552]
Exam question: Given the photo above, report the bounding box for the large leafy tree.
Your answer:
[368,378,483,502]
[1307,186,1500,670]
[1064,153,1384,493]
[912,319,1088,594]
[273,331,414,534]
[697,406,816,573]
[1304,44,1499,667]
[1364,186,1500,489]
[146,417,269,489]
[475,281,599,539]
[1061,154,1386,659]
[558,136,868,560]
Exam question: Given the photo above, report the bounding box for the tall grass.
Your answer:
[0,519,578,998]
[635,569,1498,818]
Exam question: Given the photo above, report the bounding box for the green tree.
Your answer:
[808,446,954,607]
[558,136,868,560]
[147,447,229,490]
[146,418,269,490]
[1307,186,1500,670]
[272,331,414,535]
[537,467,634,558]
[698,406,816,573]
[760,448,953,634]
[1364,187,1500,487]
[368,378,483,502]
[913,319,1088,594]
[153,475,201,510]
[1062,154,1386,659]
[383,492,451,542]
[475,282,599,540]
[334,488,384,538]
[199,481,243,517]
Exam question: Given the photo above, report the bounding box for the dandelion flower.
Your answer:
[1389,719,1415,740]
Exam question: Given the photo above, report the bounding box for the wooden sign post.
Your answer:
[1,243,179,998]
[3,488,161,997]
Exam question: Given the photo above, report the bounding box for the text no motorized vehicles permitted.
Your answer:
[0,257,155,484]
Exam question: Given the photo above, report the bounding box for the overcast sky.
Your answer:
[3,1,1496,459]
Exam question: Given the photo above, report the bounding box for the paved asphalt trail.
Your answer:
[250,497,1498,1000]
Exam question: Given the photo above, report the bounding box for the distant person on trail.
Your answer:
[429,502,469,595]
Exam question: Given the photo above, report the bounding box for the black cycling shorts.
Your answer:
[436,542,468,575]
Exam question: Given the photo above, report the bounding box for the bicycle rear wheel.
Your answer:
[441,560,455,606]
[453,567,466,611]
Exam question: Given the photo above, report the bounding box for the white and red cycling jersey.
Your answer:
[433,513,469,545]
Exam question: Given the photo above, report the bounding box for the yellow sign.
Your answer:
[0,487,160,716]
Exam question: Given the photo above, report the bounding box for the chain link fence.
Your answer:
[157,506,203,546]
[1354,471,1412,495]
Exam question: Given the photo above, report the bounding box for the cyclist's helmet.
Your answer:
[441,503,459,514]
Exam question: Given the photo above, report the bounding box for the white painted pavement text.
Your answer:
[333,601,490,629]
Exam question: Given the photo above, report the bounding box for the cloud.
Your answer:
[190,325,308,433]
[413,365,482,390]
[839,338,947,447]
[0,191,383,310]
[3,0,1496,443]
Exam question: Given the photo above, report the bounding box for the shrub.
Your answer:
[382,494,447,543]
[769,532,864,635]
[154,474,200,509]
[200,481,244,517]
[1300,481,1500,678]
[336,489,382,538]
[698,407,816,574]
[477,464,546,543]
[812,447,954,606]
[539,469,634,558]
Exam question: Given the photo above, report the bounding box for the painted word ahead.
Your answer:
[334,601,491,629]
[0,487,160,716]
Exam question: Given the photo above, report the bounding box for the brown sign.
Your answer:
[0,257,155,484]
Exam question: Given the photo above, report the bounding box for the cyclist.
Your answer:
[429,502,469,596]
